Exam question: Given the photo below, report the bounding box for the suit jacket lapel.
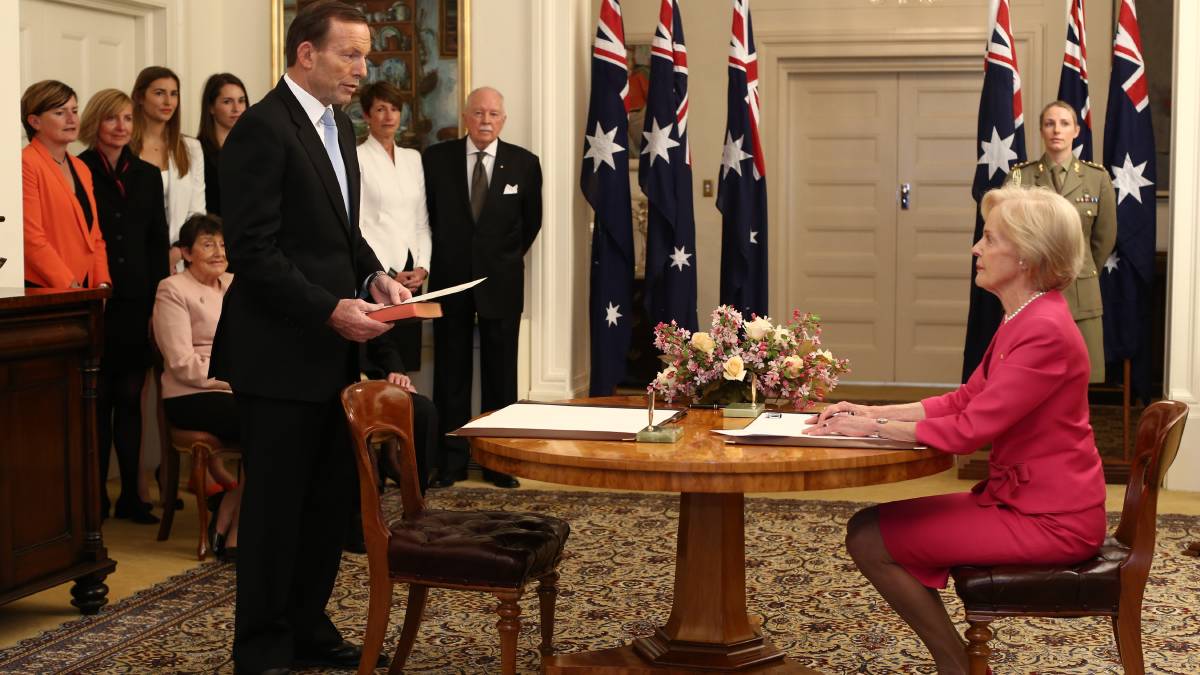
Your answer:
[339,117,359,228]
[454,137,474,221]
[32,139,90,244]
[275,81,352,234]
[480,142,510,219]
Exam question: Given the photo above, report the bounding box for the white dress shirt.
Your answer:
[283,73,333,137]
[465,137,498,187]
[357,134,432,275]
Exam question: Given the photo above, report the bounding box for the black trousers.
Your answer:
[432,309,520,477]
[232,392,355,671]
[96,363,147,509]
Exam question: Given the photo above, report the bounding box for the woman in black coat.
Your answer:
[196,73,248,217]
[78,88,170,523]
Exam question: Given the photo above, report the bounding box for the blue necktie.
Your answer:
[320,107,350,218]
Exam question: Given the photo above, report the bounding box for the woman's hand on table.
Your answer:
[808,401,875,426]
[803,408,882,437]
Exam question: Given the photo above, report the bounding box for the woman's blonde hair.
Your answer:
[79,89,133,148]
[130,66,190,177]
[980,184,1085,291]
[1039,99,1079,127]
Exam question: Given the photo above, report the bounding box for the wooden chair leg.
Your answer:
[536,571,559,657]
[964,620,993,675]
[358,573,394,675]
[495,591,522,675]
[390,584,428,675]
[1114,605,1145,675]
[191,447,210,561]
[156,446,180,541]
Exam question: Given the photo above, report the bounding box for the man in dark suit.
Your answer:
[209,3,408,673]
[423,87,542,489]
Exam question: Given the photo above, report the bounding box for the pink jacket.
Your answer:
[916,291,1106,515]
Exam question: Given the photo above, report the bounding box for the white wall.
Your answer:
[0,0,22,288]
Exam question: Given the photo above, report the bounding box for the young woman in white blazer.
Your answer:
[131,66,205,270]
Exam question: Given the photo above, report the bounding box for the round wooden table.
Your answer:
[470,397,953,673]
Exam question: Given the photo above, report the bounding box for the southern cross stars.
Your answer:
[1104,252,1120,273]
[669,246,692,271]
[641,118,680,166]
[749,230,758,244]
[720,131,751,180]
[1110,153,1154,204]
[977,127,1019,180]
[605,302,622,327]
[584,122,624,173]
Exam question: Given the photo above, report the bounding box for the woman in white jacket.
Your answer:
[131,66,205,270]
[356,80,431,371]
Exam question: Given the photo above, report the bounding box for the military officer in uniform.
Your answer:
[1008,100,1116,382]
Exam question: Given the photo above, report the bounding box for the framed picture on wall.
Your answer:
[271,0,470,149]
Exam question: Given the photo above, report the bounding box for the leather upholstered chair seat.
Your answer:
[342,381,570,675]
[953,536,1127,613]
[950,400,1189,675]
[387,509,569,587]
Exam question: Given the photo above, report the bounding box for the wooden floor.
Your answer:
[3,471,1198,651]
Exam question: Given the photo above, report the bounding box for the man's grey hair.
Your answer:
[464,86,505,112]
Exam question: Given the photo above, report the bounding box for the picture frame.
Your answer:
[271,0,470,150]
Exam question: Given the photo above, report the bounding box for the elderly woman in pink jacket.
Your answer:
[807,184,1106,674]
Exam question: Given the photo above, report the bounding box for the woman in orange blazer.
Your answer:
[22,80,110,289]
[807,184,1106,674]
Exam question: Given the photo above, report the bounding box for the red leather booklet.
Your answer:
[366,301,442,323]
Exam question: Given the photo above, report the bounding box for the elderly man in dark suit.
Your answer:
[209,2,408,673]
[423,86,542,489]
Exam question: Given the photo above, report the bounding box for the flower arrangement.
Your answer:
[648,305,850,410]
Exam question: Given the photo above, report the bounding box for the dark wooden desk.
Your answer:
[471,396,953,673]
[0,288,115,614]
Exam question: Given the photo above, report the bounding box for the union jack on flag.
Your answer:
[639,0,698,332]
[717,0,768,319]
[1101,0,1156,398]
[962,0,1028,381]
[1057,0,1093,160]
[581,0,634,395]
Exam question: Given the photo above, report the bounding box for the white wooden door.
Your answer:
[784,71,977,384]
[19,0,140,98]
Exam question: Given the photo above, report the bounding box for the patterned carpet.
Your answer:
[2,488,1198,674]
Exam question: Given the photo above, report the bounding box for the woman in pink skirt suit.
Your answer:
[806,184,1107,674]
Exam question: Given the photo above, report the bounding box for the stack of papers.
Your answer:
[452,403,683,441]
[713,412,924,450]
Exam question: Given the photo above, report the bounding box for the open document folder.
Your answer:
[713,412,925,450]
[450,402,684,441]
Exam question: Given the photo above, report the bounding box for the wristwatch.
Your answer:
[875,417,889,426]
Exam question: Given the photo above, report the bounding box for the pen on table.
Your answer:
[689,403,722,409]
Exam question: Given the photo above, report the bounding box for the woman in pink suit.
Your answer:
[807,184,1107,674]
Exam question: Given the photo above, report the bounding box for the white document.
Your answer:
[399,277,486,305]
[458,403,678,435]
[712,411,843,439]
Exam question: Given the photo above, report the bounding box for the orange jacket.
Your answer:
[22,137,110,288]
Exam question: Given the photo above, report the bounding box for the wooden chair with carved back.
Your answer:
[340,380,570,675]
[950,399,1189,675]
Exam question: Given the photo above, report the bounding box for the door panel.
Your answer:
[19,0,138,105]
[784,73,898,382]
[895,72,979,383]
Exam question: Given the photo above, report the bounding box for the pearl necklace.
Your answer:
[1004,291,1045,323]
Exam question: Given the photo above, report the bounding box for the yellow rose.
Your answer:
[690,331,716,354]
[745,317,772,340]
[722,355,746,381]
[782,355,803,378]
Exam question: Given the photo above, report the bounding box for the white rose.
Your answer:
[656,364,678,384]
[744,317,772,340]
[781,355,803,378]
[690,331,716,354]
[816,349,834,362]
[771,326,792,346]
[722,355,746,381]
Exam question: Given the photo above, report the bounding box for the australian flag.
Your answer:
[717,0,768,319]
[1057,0,1093,160]
[962,0,1027,381]
[1101,0,1156,399]
[582,0,634,396]
[639,0,698,332]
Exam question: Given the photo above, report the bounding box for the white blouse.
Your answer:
[161,135,207,245]
[356,135,431,275]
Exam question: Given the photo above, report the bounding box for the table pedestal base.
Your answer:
[543,646,820,673]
